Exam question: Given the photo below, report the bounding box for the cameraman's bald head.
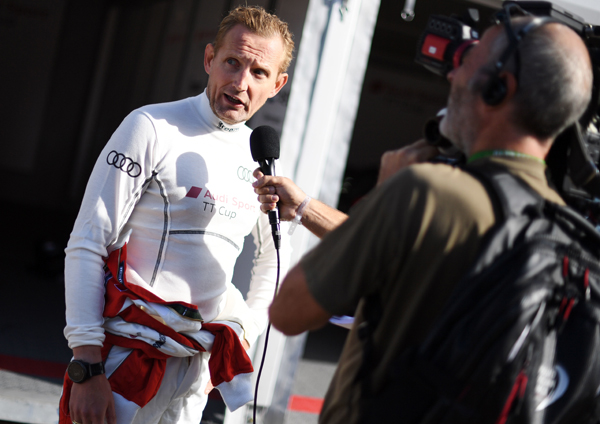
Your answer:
[484,17,593,140]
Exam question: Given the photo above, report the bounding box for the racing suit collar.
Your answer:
[198,90,246,133]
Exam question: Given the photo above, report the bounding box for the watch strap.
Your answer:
[88,361,105,377]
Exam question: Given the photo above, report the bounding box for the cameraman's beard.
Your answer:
[440,83,479,155]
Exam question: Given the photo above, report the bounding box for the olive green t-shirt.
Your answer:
[300,156,564,424]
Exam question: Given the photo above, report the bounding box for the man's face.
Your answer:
[440,26,502,154]
[204,24,288,125]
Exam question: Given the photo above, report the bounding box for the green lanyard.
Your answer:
[467,149,546,165]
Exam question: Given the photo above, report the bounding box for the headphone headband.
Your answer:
[492,6,556,77]
[482,4,558,105]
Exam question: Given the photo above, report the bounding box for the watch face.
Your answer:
[67,361,87,383]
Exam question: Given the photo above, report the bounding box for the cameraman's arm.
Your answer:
[300,197,349,238]
[269,264,331,335]
[253,171,348,238]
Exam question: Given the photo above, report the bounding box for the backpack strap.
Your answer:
[552,202,600,245]
[464,162,545,221]
[468,162,600,247]
[355,293,382,397]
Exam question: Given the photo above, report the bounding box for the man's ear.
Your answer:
[269,73,288,98]
[479,70,517,107]
[204,43,215,75]
[499,71,518,103]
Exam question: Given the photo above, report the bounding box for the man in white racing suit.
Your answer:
[60,6,293,424]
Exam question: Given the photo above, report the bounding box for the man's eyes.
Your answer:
[225,58,268,77]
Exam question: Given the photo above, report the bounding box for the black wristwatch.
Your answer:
[67,359,105,383]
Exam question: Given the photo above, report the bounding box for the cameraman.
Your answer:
[257,14,593,424]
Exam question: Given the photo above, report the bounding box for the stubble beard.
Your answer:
[441,85,478,155]
[206,81,248,125]
[210,96,246,125]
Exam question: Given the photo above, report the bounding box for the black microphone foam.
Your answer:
[250,126,280,163]
[250,125,282,250]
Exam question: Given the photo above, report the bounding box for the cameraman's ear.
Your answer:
[497,71,518,104]
[477,69,515,107]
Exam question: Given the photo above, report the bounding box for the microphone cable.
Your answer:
[249,124,283,421]
[253,247,281,423]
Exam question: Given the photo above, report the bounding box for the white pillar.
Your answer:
[281,0,381,260]
[224,0,381,423]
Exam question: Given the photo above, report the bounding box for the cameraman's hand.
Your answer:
[252,169,307,222]
[377,139,439,186]
[253,169,348,238]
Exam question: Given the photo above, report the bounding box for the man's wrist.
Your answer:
[72,345,103,363]
[288,196,311,235]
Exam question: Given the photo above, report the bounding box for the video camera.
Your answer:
[415,1,600,218]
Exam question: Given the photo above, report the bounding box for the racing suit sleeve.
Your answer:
[64,110,158,349]
[215,188,292,347]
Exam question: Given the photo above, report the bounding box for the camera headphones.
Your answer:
[482,4,556,105]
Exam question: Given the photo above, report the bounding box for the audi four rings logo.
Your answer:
[107,150,142,178]
[237,166,254,182]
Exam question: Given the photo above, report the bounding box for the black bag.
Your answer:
[358,166,600,424]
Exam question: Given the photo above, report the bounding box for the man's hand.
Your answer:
[69,345,116,424]
[252,169,308,221]
[252,168,348,238]
[204,379,214,395]
[377,139,440,186]
[204,338,250,394]
[69,375,116,424]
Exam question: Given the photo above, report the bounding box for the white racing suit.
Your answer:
[62,90,289,423]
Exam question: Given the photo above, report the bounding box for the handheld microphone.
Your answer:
[250,125,281,250]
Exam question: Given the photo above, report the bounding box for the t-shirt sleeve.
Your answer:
[300,169,428,317]
[300,164,495,318]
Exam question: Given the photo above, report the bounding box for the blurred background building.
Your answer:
[1,0,598,423]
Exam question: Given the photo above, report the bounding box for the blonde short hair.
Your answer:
[214,5,294,74]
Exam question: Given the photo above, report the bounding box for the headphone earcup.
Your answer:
[481,75,507,106]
